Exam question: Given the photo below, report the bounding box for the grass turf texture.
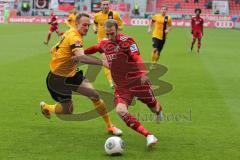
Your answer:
[0,24,240,160]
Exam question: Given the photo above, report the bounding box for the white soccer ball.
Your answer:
[104,136,125,155]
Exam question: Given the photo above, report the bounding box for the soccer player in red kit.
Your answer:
[80,19,163,147]
[191,8,204,54]
[44,9,63,45]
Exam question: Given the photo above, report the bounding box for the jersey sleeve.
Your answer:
[152,15,156,22]
[68,34,83,53]
[127,38,141,60]
[168,16,172,27]
[127,38,147,74]
[84,44,103,55]
[94,14,98,25]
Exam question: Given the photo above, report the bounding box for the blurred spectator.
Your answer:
[21,1,30,12]
[185,0,189,3]
[205,1,212,9]
[194,0,199,3]
[174,3,181,10]
[235,0,240,4]
[133,3,139,15]
[214,9,220,14]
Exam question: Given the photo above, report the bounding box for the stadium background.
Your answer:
[0,0,240,28]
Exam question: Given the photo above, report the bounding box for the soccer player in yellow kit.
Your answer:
[66,10,77,28]
[148,5,172,68]
[40,13,122,136]
[93,0,123,88]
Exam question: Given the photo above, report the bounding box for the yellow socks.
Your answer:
[104,68,113,87]
[43,103,63,114]
[151,52,160,64]
[92,99,112,128]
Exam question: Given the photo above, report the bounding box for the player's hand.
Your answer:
[93,29,97,34]
[102,59,109,68]
[148,28,152,33]
[140,75,150,85]
[50,47,55,54]
[48,22,52,25]
[165,29,169,34]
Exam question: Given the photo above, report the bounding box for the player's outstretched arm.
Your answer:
[71,49,107,68]
[148,19,154,33]
[84,44,102,55]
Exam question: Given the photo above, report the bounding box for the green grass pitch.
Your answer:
[0,24,240,160]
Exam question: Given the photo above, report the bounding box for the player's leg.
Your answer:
[155,40,165,63]
[132,84,163,122]
[75,78,122,135]
[191,32,197,51]
[40,100,73,118]
[41,72,73,118]
[151,38,164,68]
[197,33,202,54]
[44,28,53,45]
[115,102,158,147]
[151,38,160,66]
[55,26,64,36]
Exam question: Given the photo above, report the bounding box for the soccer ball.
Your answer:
[104,136,125,155]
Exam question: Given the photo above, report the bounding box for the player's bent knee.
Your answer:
[116,103,128,116]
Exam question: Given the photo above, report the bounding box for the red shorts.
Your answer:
[49,25,59,32]
[114,83,157,108]
[192,31,203,39]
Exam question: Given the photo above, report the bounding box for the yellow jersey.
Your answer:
[152,14,172,40]
[66,13,77,28]
[50,28,83,77]
[94,10,123,42]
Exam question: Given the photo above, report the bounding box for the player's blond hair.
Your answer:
[105,19,118,30]
[76,13,90,23]
[161,4,168,9]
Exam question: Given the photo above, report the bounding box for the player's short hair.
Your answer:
[105,19,118,30]
[195,8,202,14]
[161,4,168,9]
[75,13,90,22]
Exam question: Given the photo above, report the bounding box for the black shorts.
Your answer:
[152,37,165,53]
[46,71,85,103]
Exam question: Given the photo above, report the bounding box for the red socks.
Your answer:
[47,33,51,42]
[121,113,151,137]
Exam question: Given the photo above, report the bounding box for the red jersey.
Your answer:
[191,16,204,33]
[50,13,58,26]
[85,34,146,88]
